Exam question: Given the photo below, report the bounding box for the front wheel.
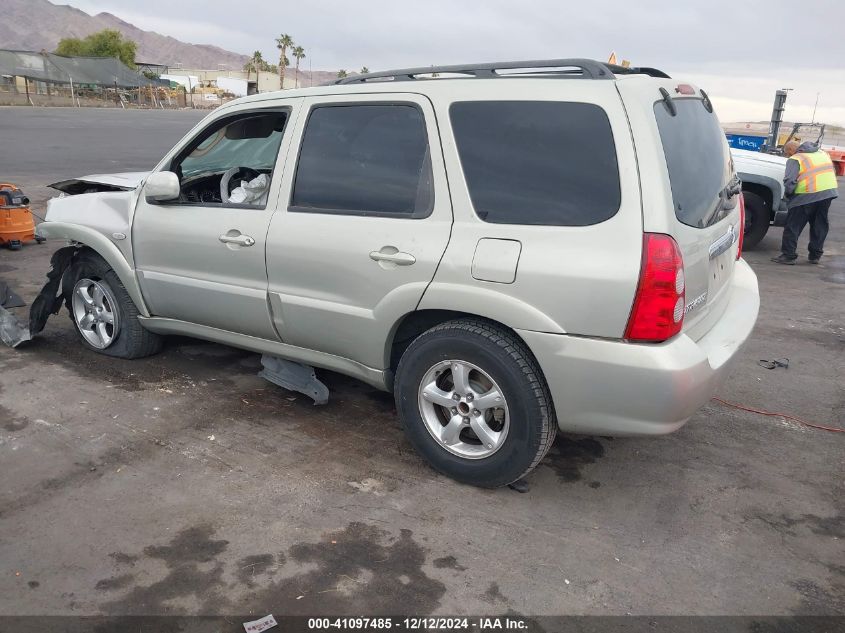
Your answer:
[65,252,163,359]
[394,319,556,487]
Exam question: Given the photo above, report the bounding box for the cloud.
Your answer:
[66,0,845,124]
[684,67,845,127]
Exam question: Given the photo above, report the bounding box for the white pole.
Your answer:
[69,76,76,106]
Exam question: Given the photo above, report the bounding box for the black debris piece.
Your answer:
[29,246,80,336]
[0,281,25,309]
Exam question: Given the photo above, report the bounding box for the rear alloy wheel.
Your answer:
[395,319,556,487]
[71,278,120,349]
[418,359,510,459]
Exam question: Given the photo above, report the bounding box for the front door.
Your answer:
[265,94,453,369]
[133,103,300,340]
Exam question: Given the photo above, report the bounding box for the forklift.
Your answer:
[761,89,825,155]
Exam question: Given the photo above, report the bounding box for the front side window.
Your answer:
[170,110,288,207]
[290,104,433,217]
[450,101,621,226]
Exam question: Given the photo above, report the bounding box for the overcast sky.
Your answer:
[71,0,845,126]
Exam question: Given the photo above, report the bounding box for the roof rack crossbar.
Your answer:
[335,59,670,84]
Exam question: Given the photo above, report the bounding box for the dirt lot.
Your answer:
[0,107,842,618]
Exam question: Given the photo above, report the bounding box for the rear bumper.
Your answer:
[518,259,760,436]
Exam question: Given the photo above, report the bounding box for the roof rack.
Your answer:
[335,59,670,84]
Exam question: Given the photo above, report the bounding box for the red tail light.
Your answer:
[625,233,685,342]
[736,194,745,260]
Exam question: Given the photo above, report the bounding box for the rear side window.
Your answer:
[291,104,433,217]
[449,101,620,226]
[654,98,732,228]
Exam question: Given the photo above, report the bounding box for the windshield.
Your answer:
[179,113,286,179]
[654,98,733,228]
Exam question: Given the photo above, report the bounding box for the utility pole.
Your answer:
[812,92,820,123]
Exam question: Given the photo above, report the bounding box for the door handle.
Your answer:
[219,233,255,247]
[369,249,416,266]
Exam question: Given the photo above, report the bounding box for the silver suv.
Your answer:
[40,59,760,487]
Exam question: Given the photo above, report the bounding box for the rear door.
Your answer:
[264,93,452,370]
[617,79,742,340]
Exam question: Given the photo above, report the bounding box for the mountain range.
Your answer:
[1,0,336,84]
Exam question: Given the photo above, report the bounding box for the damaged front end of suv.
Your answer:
[0,172,150,348]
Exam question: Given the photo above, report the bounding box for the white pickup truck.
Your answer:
[731,148,788,249]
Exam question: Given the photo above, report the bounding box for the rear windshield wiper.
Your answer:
[659,88,677,116]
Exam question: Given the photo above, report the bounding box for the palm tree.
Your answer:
[243,50,263,82]
[337,69,348,79]
[360,66,369,74]
[275,34,294,88]
[292,46,305,88]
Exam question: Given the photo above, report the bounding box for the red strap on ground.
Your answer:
[712,397,845,433]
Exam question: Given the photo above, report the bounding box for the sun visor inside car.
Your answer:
[225,116,281,140]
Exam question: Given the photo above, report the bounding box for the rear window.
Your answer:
[449,101,620,226]
[654,98,732,228]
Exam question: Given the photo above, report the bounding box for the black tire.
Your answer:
[742,191,770,251]
[64,251,163,359]
[394,318,557,488]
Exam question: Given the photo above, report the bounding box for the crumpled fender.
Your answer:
[37,221,150,317]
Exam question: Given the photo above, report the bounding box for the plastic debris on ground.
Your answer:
[758,357,789,370]
[243,614,278,632]
[259,354,329,405]
[0,281,25,309]
[0,247,89,349]
[0,303,31,347]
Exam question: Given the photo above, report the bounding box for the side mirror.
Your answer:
[144,171,180,203]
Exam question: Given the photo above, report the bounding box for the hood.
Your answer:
[49,171,149,195]
[797,141,819,153]
[730,148,788,168]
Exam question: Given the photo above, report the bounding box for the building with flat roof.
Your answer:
[162,67,291,96]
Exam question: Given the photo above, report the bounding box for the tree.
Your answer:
[360,66,369,74]
[275,34,294,88]
[337,69,348,79]
[55,29,137,67]
[243,50,264,82]
[292,46,305,88]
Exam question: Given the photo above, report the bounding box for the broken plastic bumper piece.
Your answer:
[258,354,329,405]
